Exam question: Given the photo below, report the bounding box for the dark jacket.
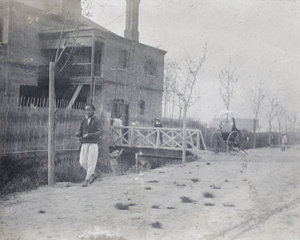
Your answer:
[76,115,103,144]
[154,119,162,128]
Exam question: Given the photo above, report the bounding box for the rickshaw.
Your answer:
[210,110,244,155]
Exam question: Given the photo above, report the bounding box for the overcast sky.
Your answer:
[83,0,300,128]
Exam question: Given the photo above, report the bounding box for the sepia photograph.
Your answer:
[0,0,300,239]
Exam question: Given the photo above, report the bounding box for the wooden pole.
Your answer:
[253,118,257,148]
[91,33,96,104]
[182,100,187,163]
[48,61,55,186]
[135,153,139,173]
[155,129,159,148]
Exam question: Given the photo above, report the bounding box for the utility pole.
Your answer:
[48,61,55,186]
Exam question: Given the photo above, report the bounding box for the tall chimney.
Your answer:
[124,0,141,42]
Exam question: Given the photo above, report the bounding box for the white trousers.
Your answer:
[79,143,98,180]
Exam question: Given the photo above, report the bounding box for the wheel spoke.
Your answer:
[210,130,223,153]
[227,131,242,155]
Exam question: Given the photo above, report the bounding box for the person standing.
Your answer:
[76,104,103,187]
[112,114,123,145]
[281,133,288,151]
[154,117,163,145]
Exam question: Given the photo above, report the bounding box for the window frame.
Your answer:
[118,49,130,69]
[138,98,145,115]
[144,57,157,76]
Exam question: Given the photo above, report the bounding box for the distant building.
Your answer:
[0,0,166,126]
[211,117,259,132]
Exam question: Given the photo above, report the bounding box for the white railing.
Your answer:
[110,126,206,151]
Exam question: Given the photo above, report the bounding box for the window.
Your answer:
[144,57,157,76]
[138,99,145,115]
[118,49,130,69]
[95,50,102,64]
[112,99,126,118]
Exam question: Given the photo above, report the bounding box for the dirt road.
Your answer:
[1,146,300,240]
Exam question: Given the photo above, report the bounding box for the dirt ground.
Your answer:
[1,145,300,240]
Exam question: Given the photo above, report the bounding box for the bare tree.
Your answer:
[167,44,207,162]
[286,112,297,142]
[163,62,181,120]
[218,62,238,110]
[163,65,172,118]
[266,96,279,146]
[250,79,266,148]
[274,104,285,145]
[48,0,93,186]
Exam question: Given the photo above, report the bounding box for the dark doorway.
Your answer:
[111,99,129,126]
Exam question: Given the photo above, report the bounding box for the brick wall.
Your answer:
[2,1,165,126]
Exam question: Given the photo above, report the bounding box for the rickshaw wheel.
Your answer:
[227,131,242,155]
[210,129,224,153]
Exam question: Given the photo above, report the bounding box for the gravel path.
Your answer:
[1,146,300,240]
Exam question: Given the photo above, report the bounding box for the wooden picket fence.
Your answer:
[0,95,85,154]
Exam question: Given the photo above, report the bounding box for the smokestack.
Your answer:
[124,0,141,42]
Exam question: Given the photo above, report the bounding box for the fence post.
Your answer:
[171,130,174,148]
[197,130,200,150]
[155,129,160,148]
[130,127,134,147]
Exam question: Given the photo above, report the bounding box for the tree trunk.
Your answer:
[171,90,175,121]
[253,118,257,148]
[182,100,187,163]
[278,120,281,147]
[268,120,272,146]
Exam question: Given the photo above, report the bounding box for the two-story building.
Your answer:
[0,0,166,127]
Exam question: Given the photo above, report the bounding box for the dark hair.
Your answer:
[85,104,95,111]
